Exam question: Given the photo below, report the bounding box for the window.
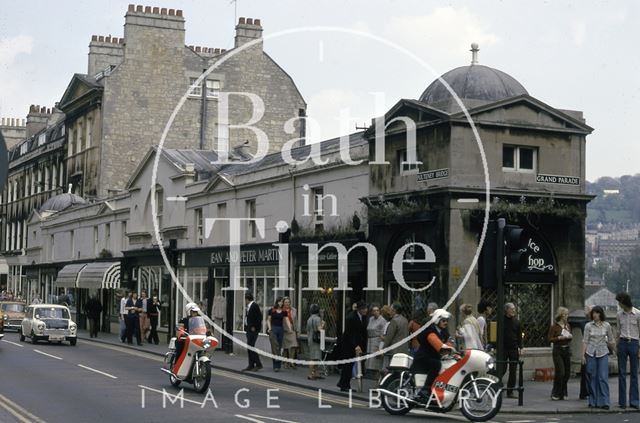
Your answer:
[502,145,536,173]
[70,230,75,259]
[246,199,256,240]
[76,121,83,153]
[20,143,28,155]
[68,128,75,156]
[206,80,221,98]
[86,118,92,148]
[92,226,99,255]
[105,223,111,251]
[122,221,128,250]
[195,208,204,245]
[398,149,419,175]
[312,187,324,232]
[189,77,202,97]
[154,186,164,229]
[38,133,46,146]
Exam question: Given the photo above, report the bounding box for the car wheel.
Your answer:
[69,338,77,346]
[31,333,38,344]
[19,329,25,342]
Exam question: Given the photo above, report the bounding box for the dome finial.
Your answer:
[470,42,479,65]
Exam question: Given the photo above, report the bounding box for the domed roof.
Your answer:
[39,193,87,213]
[419,64,528,113]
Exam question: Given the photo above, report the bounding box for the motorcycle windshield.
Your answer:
[189,316,207,335]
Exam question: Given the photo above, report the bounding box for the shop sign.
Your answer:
[417,168,449,182]
[210,246,282,265]
[536,173,580,186]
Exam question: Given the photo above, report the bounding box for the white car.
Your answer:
[20,304,77,346]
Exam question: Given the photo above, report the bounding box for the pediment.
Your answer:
[364,99,449,138]
[453,96,593,134]
[58,74,103,111]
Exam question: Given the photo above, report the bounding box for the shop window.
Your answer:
[503,145,536,173]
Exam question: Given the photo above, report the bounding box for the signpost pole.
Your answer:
[496,218,506,378]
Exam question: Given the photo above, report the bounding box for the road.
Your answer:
[0,332,634,423]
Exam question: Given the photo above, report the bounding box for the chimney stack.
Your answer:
[26,104,51,138]
[234,17,263,49]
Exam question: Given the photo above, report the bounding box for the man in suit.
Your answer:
[383,303,410,367]
[243,292,263,372]
[337,301,368,391]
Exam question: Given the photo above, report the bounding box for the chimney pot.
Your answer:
[128,4,135,12]
[214,48,220,54]
[106,35,112,43]
[40,106,46,113]
[153,7,159,14]
[188,45,194,50]
[91,35,98,41]
[195,46,201,52]
[11,118,15,126]
[144,6,151,13]
[119,38,125,44]
[239,17,246,24]
[136,5,143,12]
[246,18,253,25]
[221,49,226,53]
[161,7,167,15]
[254,19,261,26]
[168,9,175,16]
[98,36,104,42]
[176,10,183,17]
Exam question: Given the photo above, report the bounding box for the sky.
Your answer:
[0,0,638,181]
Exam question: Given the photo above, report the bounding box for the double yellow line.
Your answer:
[0,393,47,423]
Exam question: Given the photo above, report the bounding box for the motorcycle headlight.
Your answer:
[203,342,211,350]
[486,356,496,371]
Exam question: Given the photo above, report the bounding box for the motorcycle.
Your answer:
[162,316,219,393]
[377,349,502,422]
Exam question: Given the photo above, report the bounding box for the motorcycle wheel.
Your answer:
[193,361,211,393]
[169,373,181,388]
[380,373,415,416]
[459,378,502,422]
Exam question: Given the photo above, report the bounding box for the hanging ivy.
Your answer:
[364,197,430,224]
[477,196,586,222]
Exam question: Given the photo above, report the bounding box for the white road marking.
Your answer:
[0,393,47,423]
[506,421,536,423]
[78,364,118,379]
[138,385,204,406]
[1,339,24,348]
[410,408,468,421]
[248,414,300,423]
[236,415,266,423]
[33,349,62,360]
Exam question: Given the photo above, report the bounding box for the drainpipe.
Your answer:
[199,70,207,150]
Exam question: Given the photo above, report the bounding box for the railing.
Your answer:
[493,358,525,406]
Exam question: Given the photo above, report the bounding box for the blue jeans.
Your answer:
[587,354,610,407]
[617,339,639,407]
[271,326,284,369]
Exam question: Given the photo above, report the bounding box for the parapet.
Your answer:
[0,118,26,127]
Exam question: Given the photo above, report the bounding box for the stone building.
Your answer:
[57,5,306,200]
[0,117,27,150]
[363,46,593,372]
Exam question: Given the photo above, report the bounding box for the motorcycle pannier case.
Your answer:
[389,353,413,370]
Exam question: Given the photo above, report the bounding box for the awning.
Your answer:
[55,264,87,288]
[77,262,121,289]
[0,257,8,275]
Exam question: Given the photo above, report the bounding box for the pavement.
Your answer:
[77,329,640,416]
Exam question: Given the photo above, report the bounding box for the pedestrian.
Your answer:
[306,303,324,380]
[548,306,572,400]
[282,297,298,369]
[267,297,287,372]
[579,305,593,400]
[147,294,161,345]
[458,303,482,350]
[615,292,640,409]
[85,295,103,338]
[242,292,263,372]
[382,303,410,370]
[477,300,493,348]
[426,302,439,317]
[119,291,130,343]
[365,304,386,375]
[501,302,523,399]
[582,305,615,410]
[138,289,150,343]
[408,309,426,357]
[337,300,368,392]
[125,291,142,346]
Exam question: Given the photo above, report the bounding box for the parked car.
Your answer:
[20,304,77,346]
[1,301,27,331]
[0,311,4,340]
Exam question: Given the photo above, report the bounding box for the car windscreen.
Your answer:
[35,308,70,319]
[2,303,25,313]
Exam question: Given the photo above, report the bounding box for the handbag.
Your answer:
[312,330,321,343]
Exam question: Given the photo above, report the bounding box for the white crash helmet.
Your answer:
[185,302,201,314]
[431,309,452,325]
